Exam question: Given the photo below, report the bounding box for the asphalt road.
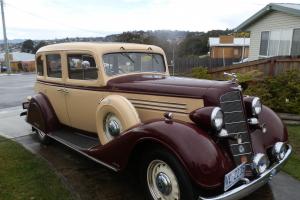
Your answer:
[0,73,35,109]
[0,74,300,200]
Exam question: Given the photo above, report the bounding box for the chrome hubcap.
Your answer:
[155,172,172,195]
[147,160,180,200]
[104,113,122,141]
[107,120,120,137]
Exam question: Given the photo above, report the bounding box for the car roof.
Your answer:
[37,42,165,55]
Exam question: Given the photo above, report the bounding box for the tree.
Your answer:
[34,41,48,53]
[21,39,34,53]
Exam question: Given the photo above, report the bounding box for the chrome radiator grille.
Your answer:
[220,91,253,174]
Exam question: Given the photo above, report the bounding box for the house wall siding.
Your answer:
[247,11,300,61]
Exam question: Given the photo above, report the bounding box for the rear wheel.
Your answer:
[140,148,196,200]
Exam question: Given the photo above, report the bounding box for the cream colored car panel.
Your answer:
[35,42,203,135]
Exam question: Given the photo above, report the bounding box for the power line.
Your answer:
[5,2,102,35]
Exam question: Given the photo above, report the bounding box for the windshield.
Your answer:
[103,52,166,76]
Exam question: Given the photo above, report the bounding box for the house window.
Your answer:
[259,31,269,56]
[46,54,62,78]
[291,29,300,56]
[259,29,293,57]
[234,49,239,56]
[67,54,98,80]
[36,56,44,76]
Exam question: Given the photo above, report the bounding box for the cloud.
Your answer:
[1,0,299,39]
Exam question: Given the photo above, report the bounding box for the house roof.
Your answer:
[0,52,35,62]
[235,3,300,31]
[209,37,250,47]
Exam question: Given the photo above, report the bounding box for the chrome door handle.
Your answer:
[57,88,64,92]
[63,89,69,94]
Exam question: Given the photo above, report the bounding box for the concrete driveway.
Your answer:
[0,74,300,200]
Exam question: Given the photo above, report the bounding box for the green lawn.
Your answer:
[0,136,73,200]
[283,125,300,180]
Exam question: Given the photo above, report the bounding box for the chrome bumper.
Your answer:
[198,144,292,200]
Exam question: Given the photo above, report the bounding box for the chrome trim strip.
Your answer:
[233,152,252,157]
[133,105,188,114]
[131,102,187,110]
[220,100,241,103]
[227,131,247,135]
[225,121,246,125]
[128,98,186,106]
[224,111,243,114]
[230,142,250,146]
[198,145,292,200]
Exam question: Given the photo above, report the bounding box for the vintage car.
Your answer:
[22,42,291,200]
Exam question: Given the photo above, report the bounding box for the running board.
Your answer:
[50,129,100,150]
[47,129,118,171]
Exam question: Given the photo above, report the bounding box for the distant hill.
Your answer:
[0,39,25,44]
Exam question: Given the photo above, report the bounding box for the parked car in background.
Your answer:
[0,66,8,72]
[22,42,291,200]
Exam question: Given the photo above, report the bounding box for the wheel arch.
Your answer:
[27,92,60,133]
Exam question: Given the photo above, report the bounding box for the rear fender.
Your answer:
[27,93,60,133]
[87,119,234,189]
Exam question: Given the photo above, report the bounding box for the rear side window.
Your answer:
[67,54,98,80]
[46,54,62,78]
[36,56,44,76]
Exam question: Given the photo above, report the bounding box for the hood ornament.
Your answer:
[224,72,243,91]
[224,72,238,83]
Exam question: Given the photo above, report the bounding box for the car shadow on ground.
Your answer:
[14,133,277,200]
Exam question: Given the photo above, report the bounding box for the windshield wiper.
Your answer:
[121,53,135,63]
[147,53,159,64]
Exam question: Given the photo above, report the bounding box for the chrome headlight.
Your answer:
[211,107,224,131]
[252,97,262,115]
[272,142,287,161]
[253,153,270,174]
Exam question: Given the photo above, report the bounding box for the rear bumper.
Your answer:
[198,144,292,200]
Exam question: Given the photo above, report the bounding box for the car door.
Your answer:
[64,52,104,133]
[44,53,70,126]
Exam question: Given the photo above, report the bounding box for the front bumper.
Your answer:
[199,144,292,200]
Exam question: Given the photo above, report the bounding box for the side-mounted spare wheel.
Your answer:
[96,95,141,145]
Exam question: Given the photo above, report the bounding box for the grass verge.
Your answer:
[283,125,300,180]
[0,136,73,200]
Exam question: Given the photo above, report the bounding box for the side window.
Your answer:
[67,54,97,80]
[291,28,300,56]
[259,31,270,56]
[46,54,62,78]
[36,56,44,76]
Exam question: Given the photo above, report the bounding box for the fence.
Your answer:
[169,57,240,74]
[208,56,300,79]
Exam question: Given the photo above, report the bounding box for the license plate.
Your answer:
[224,163,246,191]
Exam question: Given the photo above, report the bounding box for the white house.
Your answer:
[235,3,300,61]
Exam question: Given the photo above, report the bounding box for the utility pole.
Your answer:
[1,0,10,73]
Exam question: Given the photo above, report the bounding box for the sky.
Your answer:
[1,0,299,40]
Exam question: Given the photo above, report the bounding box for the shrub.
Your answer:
[189,67,212,80]
[244,69,300,114]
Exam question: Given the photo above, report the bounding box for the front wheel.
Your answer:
[140,148,196,200]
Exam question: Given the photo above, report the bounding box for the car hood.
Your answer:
[106,74,240,106]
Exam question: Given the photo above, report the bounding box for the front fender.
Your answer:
[251,105,288,154]
[87,119,234,189]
